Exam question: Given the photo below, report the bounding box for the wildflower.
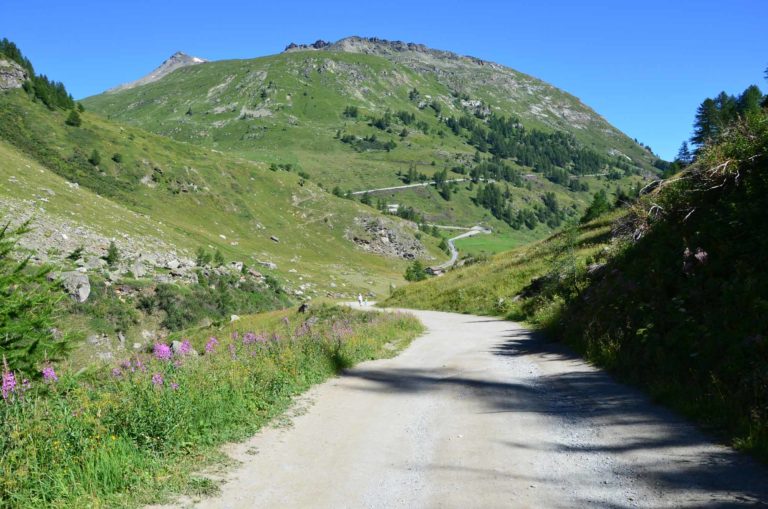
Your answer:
[133,359,145,372]
[231,331,239,341]
[151,373,164,386]
[42,365,58,383]
[694,247,708,264]
[21,379,31,392]
[205,337,219,353]
[179,339,192,355]
[173,359,183,368]
[170,382,179,390]
[242,332,257,344]
[111,368,122,378]
[153,343,172,361]
[229,344,237,359]
[2,368,16,400]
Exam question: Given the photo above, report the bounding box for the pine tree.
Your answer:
[676,141,693,166]
[65,109,81,127]
[213,249,225,267]
[104,241,119,267]
[0,222,72,374]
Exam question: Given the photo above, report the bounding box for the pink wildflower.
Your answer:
[111,368,122,378]
[170,382,179,390]
[153,343,172,361]
[2,368,16,400]
[151,373,164,386]
[179,340,192,355]
[205,337,219,353]
[42,365,58,383]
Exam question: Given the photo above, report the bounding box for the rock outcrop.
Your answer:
[0,59,28,91]
[346,216,429,260]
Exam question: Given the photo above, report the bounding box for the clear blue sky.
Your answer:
[2,0,766,160]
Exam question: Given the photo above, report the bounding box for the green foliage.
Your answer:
[580,189,612,223]
[66,245,84,261]
[111,152,123,163]
[64,109,81,127]
[0,222,72,374]
[404,260,428,281]
[195,247,212,267]
[342,105,358,118]
[89,149,102,166]
[213,249,225,267]
[0,38,33,74]
[103,241,119,267]
[691,85,765,148]
[438,237,449,254]
[0,306,422,506]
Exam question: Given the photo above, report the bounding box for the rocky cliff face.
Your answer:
[0,59,28,90]
[108,51,207,92]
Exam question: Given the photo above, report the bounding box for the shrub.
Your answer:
[103,241,119,267]
[64,109,81,127]
[404,260,428,281]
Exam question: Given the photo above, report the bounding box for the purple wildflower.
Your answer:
[205,337,219,353]
[694,248,708,264]
[231,331,239,341]
[2,368,16,400]
[151,373,164,386]
[153,343,172,361]
[170,382,179,390]
[179,339,192,355]
[133,359,145,372]
[111,368,123,378]
[42,365,58,383]
[242,332,257,344]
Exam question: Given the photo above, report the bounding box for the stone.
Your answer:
[166,259,180,270]
[270,235,280,243]
[132,260,147,278]
[258,260,277,270]
[60,271,91,302]
[172,340,198,356]
[230,314,241,322]
[0,59,28,90]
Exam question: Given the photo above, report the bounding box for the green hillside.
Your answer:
[83,37,658,245]
[0,88,445,298]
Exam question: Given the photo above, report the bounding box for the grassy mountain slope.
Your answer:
[384,111,768,459]
[0,89,444,298]
[83,37,657,247]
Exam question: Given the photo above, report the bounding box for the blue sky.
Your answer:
[2,0,766,160]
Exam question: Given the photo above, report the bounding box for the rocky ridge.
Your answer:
[108,51,207,93]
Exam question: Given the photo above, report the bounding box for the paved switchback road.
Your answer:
[191,309,768,508]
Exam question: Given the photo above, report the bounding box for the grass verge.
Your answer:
[0,305,423,508]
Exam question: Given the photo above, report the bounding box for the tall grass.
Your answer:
[0,305,423,508]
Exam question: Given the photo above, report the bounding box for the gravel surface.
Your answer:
[172,309,768,508]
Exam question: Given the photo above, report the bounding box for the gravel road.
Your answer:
[184,309,768,508]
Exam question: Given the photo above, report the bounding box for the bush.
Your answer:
[64,109,81,127]
[404,260,428,281]
[89,149,101,166]
[103,241,119,267]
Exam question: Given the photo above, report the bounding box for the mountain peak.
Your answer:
[108,51,207,93]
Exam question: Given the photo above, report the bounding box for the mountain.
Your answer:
[82,37,659,246]
[107,51,207,92]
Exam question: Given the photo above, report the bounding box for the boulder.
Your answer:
[60,271,91,302]
[0,59,28,90]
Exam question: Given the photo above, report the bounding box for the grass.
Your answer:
[0,304,424,508]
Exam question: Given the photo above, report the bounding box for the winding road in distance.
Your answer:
[170,308,768,509]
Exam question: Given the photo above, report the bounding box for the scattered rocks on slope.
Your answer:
[346,216,429,260]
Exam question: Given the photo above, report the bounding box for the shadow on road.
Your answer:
[341,324,768,507]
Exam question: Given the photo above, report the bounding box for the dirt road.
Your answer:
[188,309,768,508]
